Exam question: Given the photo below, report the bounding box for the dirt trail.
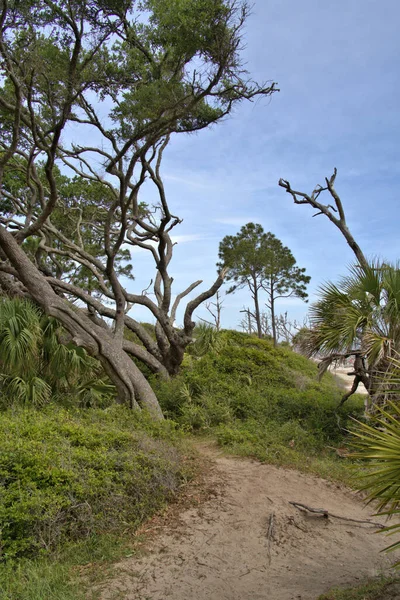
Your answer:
[99,446,396,600]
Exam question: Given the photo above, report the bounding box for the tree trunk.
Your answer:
[367,361,393,413]
[253,284,262,339]
[270,283,277,346]
[96,343,164,418]
[163,344,185,377]
[0,225,164,420]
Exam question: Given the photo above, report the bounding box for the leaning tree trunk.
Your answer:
[0,225,164,419]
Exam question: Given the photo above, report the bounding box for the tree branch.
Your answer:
[279,170,368,269]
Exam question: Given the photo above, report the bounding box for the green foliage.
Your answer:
[0,406,189,561]
[351,402,400,560]
[0,297,114,408]
[308,262,400,365]
[1,0,273,149]
[188,323,227,357]
[318,577,400,600]
[153,330,364,479]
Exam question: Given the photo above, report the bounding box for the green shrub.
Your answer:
[153,330,364,439]
[0,406,189,561]
[152,330,364,480]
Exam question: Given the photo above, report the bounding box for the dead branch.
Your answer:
[184,270,226,335]
[203,290,224,330]
[289,502,385,528]
[279,170,368,269]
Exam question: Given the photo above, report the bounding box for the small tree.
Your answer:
[261,232,310,345]
[304,262,400,410]
[218,224,268,338]
[218,224,309,341]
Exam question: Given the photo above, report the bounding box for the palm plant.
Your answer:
[187,323,226,358]
[0,297,114,407]
[351,401,400,561]
[305,262,400,409]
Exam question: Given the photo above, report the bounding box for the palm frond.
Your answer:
[0,297,113,406]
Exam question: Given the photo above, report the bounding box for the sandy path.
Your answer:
[99,447,396,600]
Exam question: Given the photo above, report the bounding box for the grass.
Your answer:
[0,533,141,600]
[318,577,400,600]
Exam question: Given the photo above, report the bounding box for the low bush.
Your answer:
[0,406,191,561]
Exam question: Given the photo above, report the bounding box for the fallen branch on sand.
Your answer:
[266,512,275,563]
[289,501,385,529]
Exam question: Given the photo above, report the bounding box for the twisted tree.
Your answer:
[0,0,277,417]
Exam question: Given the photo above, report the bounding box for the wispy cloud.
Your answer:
[121,0,400,329]
[170,234,204,244]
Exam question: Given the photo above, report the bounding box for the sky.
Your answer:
[72,1,400,331]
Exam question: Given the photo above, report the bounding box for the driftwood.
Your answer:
[289,501,385,529]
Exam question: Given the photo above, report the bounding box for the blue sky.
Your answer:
[108,1,400,329]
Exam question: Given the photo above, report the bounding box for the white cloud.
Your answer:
[170,234,204,244]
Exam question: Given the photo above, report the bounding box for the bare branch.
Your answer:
[279,170,368,269]
[171,280,202,324]
[184,270,226,334]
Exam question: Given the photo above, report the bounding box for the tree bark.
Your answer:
[270,281,277,346]
[0,225,164,419]
[252,279,262,339]
[271,302,277,346]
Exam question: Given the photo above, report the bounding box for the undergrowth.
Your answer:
[0,406,194,599]
[153,330,365,482]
